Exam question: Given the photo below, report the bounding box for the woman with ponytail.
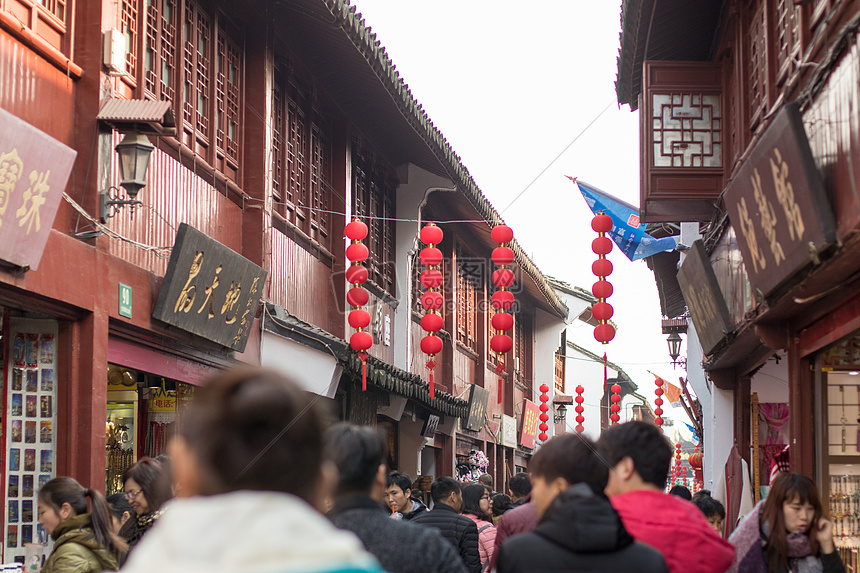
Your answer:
[37,476,126,573]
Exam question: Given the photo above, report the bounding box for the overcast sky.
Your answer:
[351,1,689,424]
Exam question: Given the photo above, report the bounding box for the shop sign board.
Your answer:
[677,240,733,355]
[153,224,268,352]
[119,283,133,318]
[725,102,836,298]
[464,384,490,432]
[519,399,540,449]
[0,106,77,270]
[421,415,440,439]
[500,414,517,448]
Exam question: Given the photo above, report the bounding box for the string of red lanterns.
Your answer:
[418,223,444,399]
[609,381,622,426]
[674,442,682,487]
[490,224,515,404]
[574,385,585,433]
[654,376,665,426]
[538,383,550,442]
[591,213,615,344]
[345,217,371,391]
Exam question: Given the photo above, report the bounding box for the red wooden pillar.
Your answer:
[789,338,815,477]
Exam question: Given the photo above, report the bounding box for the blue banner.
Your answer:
[574,179,677,261]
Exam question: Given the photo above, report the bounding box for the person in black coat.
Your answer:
[412,477,481,573]
[323,424,466,573]
[496,434,668,573]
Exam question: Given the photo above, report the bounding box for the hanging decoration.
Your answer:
[654,376,665,426]
[689,444,704,491]
[538,383,550,442]
[574,384,585,433]
[346,217,371,391]
[591,213,615,344]
[609,381,622,425]
[419,223,445,399]
[674,443,682,486]
[490,224,515,404]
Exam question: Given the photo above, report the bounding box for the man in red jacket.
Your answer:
[597,421,735,573]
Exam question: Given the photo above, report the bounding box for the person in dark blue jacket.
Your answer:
[412,477,481,573]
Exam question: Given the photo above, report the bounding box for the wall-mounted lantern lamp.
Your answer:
[662,317,688,370]
[101,131,154,219]
[554,403,567,423]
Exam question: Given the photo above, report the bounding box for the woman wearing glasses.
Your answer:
[461,484,497,571]
[37,476,126,572]
[119,457,172,557]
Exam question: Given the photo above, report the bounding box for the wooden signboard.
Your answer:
[725,102,836,298]
[153,224,267,352]
[678,240,733,355]
[464,385,490,432]
[519,399,540,449]
[0,106,77,270]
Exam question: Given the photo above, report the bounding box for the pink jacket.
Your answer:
[610,489,735,573]
[464,513,496,569]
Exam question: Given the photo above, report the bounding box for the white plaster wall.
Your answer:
[535,308,568,439]
[392,163,457,372]
[751,354,788,403]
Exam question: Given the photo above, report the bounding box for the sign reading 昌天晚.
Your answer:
[0,107,77,270]
[724,102,835,298]
[519,399,540,449]
[152,224,268,352]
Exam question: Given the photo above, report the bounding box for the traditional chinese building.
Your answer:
[0,0,571,560]
[617,0,860,544]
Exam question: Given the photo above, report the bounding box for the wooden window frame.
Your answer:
[0,0,73,67]
[456,246,481,353]
[352,141,396,295]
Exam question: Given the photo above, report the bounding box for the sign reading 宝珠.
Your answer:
[0,107,77,270]
[724,102,835,299]
[152,224,268,352]
[519,399,540,449]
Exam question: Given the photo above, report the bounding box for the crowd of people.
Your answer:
[31,367,846,573]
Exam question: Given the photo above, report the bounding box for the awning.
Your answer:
[262,304,469,418]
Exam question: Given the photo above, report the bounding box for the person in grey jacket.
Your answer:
[324,424,467,573]
[412,477,481,573]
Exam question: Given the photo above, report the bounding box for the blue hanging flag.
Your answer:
[684,422,700,444]
[571,178,677,261]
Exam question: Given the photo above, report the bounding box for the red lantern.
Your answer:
[654,375,664,426]
[491,223,516,404]
[689,452,703,471]
[574,385,585,433]
[418,223,445,398]
[590,212,615,346]
[346,217,371,391]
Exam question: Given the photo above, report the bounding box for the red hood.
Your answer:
[611,490,735,573]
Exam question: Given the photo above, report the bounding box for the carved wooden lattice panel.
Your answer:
[144,0,176,103]
[774,0,799,86]
[651,93,722,168]
[748,0,768,129]
[121,0,138,77]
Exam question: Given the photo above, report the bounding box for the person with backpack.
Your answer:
[460,484,496,571]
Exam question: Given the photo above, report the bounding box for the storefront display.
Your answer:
[4,319,57,563]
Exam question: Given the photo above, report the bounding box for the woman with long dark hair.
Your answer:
[37,476,126,573]
[461,483,496,571]
[120,456,172,554]
[728,472,844,573]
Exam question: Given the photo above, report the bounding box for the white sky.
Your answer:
[351,1,688,423]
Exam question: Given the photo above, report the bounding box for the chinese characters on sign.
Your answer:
[677,240,733,355]
[464,384,490,432]
[152,224,268,352]
[0,107,77,270]
[519,399,540,449]
[725,103,835,298]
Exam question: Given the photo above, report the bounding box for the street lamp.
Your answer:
[667,332,686,369]
[554,403,567,423]
[101,130,155,219]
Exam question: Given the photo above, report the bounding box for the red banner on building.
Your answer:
[0,106,77,270]
[519,399,540,449]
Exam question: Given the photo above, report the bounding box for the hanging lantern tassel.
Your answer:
[346,217,371,391]
[419,222,445,400]
[574,385,585,433]
[491,224,515,404]
[591,213,616,345]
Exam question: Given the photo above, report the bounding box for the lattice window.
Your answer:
[309,125,331,243]
[554,351,565,393]
[40,0,65,21]
[121,0,138,77]
[514,315,528,386]
[748,0,768,129]
[774,0,799,86]
[214,28,241,168]
[181,3,210,143]
[651,94,722,168]
[352,144,396,293]
[144,0,176,102]
[456,247,480,352]
[287,100,306,222]
[272,85,284,206]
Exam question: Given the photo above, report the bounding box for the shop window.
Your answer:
[456,247,480,353]
[352,142,396,295]
[272,68,334,252]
